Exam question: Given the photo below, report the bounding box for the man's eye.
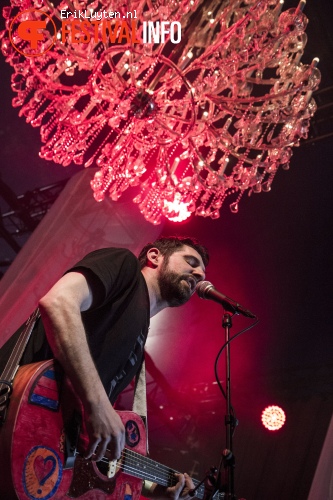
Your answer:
[186,258,195,266]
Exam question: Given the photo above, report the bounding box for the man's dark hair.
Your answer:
[138,236,209,269]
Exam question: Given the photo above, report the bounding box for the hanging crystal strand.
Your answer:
[30,97,51,128]
[230,190,246,214]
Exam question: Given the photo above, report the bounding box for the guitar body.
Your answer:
[0,360,146,500]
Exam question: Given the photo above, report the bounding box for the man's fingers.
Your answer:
[183,472,196,498]
[113,425,126,459]
[173,472,196,499]
[84,409,126,462]
[184,472,194,487]
[114,440,124,461]
[85,434,125,462]
[85,436,110,461]
[85,438,101,459]
[170,473,186,495]
[94,439,110,462]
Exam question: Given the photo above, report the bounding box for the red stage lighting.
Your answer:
[261,405,286,431]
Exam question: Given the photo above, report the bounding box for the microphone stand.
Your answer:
[222,312,236,500]
[219,312,237,500]
[196,281,257,499]
[192,310,247,500]
[200,312,238,500]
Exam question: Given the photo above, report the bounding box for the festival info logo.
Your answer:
[9,9,181,57]
[9,9,56,57]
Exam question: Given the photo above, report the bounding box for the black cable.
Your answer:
[214,317,260,435]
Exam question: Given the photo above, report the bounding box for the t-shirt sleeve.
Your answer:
[66,248,140,309]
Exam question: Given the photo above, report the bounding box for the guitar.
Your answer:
[0,360,221,500]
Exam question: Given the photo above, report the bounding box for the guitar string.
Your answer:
[118,448,184,481]
[75,447,176,483]
[111,447,177,477]
[93,448,206,495]
[113,454,209,498]
[73,448,215,499]
[98,462,177,488]
[95,458,205,498]
[117,448,202,489]
[73,438,215,497]
[100,449,178,485]
[115,457,212,500]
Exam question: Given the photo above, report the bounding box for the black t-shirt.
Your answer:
[0,248,150,403]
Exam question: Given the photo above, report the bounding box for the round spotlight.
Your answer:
[261,405,286,431]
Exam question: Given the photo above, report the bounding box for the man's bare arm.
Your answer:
[38,271,125,461]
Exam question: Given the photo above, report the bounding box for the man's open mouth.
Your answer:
[184,276,196,293]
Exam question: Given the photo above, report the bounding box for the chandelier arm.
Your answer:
[152,117,188,139]
[192,7,254,67]
[93,46,134,90]
[146,54,194,94]
[157,112,194,126]
[147,0,213,90]
[206,85,314,105]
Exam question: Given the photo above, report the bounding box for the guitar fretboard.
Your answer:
[122,448,222,499]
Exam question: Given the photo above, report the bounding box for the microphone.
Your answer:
[196,281,257,319]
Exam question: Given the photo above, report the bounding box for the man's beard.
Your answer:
[158,263,192,307]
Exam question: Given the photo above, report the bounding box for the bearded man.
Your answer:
[0,236,208,500]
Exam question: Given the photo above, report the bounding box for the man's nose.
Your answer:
[193,267,205,281]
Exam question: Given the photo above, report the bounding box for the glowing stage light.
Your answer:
[261,405,286,431]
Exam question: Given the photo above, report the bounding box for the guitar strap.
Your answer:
[133,358,149,453]
[0,308,40,423]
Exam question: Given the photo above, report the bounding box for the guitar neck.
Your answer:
[0,309,40,420]
[122,448,221,499]
[0,309,40,385]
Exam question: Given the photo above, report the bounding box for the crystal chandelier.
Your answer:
[1,0,320,224]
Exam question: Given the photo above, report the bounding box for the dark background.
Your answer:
[1,1,333,498]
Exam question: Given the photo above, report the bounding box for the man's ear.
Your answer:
[146,247,163,268]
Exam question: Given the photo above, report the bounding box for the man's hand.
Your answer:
[84,399,125,462]
[166,473,195,499]
[144,473,196,499]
